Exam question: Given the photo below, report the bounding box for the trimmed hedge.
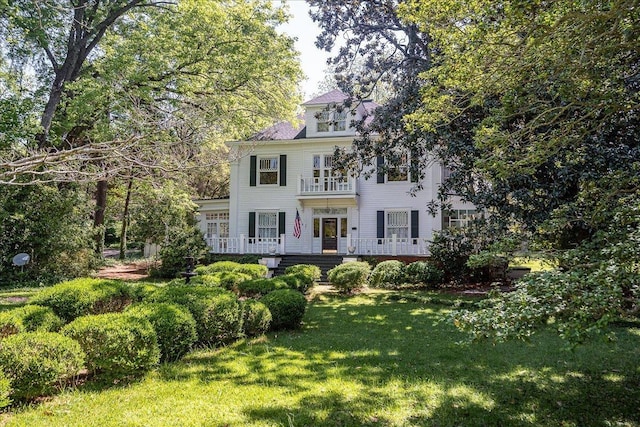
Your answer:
[195,261,267,279]
[0,332,85,400]
[237,278,288,298]
[200,293,243,346]
[241,300,272,337]
[31,278,134,322]
[126,303,197,362]
[145,285,240,346]
[213,271,252,291]
[61,313,159,377]
[260,289,307,330]
[284,264,321,283]
[0,305,63,338]
[189,274,222,287]
[327,262,371,293]
[369,260,406,288]
[0,370,10,409]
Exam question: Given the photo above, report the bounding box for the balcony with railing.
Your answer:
[297,175,357,200]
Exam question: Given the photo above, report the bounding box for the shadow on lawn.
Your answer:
[165,293,640,426]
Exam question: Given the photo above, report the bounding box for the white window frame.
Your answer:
[443,209,479,229]
[258,156,278,185]
[257,211,278,239]
[386,210,409,239]
[316,107,349,133]
[387,151,409,182]
[205,212,229,238]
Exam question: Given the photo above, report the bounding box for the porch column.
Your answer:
[391,233,398,256]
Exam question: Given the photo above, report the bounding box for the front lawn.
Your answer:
[2,291,639,426]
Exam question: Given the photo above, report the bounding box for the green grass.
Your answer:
[0,288,41,312]
[2,291,639,426]
[510,256,556,272]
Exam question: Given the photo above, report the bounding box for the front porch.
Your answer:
[204,233,430,256]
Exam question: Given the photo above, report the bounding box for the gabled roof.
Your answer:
[250,116,306,141]
[302,89,348,106]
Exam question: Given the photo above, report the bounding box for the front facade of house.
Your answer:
[196,90,476,257]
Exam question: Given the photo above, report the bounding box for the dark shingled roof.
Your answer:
[302,89,348,106]
[250,117,306,141]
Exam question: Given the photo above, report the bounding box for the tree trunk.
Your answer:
[94,180,109,256]
[119,177,134,260]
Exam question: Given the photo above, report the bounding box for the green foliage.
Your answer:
[0,332,84,401]
[200,292,243,346]
[369,260,406,288]
[259,289,307,330]
[0,185,96,285]
[0,305,63,338]
[189,274,222,287]
[405,261,444,288]
[284,264,321,283]
[0,370,10,409]
[61,313,159,377]
[277,273,313,293]
[234,263,268,279]
[126,303,197,362]
[212,271,252,291]
[466,252,509,282]
[153,227,207,279]
[195,261,241,275]
[30,278,134,323]
[327,262,371,294]
[237,278,289,298]
[241,300,272,337]
[428,230,474,282]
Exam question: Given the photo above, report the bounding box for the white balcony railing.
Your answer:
[298,175,355,195]
[347,235,430,256]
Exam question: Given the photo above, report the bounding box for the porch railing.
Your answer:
[205,234,286,255]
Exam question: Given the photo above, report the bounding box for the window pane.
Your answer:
[259,171,278,184]
[313,218,320,238]
[341,218,347,238]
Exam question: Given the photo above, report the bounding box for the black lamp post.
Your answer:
[182,252,197,284]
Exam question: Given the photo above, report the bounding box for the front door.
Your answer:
[322,218,338,252]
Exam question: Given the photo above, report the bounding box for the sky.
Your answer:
[274,1,333,100]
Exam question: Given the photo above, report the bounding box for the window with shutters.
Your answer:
[257,212,278,239]
[386,211,409,239]
[258,157,278,185]
[387,152,409,182]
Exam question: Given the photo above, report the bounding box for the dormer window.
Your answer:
[316,105,349,133]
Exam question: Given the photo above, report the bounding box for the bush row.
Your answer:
[328,260,445,293]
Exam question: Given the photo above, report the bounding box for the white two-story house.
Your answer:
[196,89,476,258]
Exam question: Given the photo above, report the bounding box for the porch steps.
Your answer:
[272,255,343,281]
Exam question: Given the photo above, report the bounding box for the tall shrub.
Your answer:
[369,260,406,288]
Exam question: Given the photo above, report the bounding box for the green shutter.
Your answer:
[249,156,257,187]
[278,212,286,236]
[410,152,419,183]
[248,212,255,238]
[376,156,385,184]
[411,210,419,239]
[279,155,287,186]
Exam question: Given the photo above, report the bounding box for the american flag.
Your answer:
[293,209,302,239]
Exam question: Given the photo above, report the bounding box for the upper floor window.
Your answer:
[316,106,349,133]
[387,152,409,182]
[259,157,278,185]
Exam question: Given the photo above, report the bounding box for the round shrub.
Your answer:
[234,263,268,279]
[61,313,159,377]
[200,292,243,346]
[284,264,321,284]
[189,274,222,287]
[195,261,241,275]
[237,278,288,298]
[327,262,371,293]
[405,261,445,288]
[241,300,272,337]
[0,332,84,400]
[277,274,304,291]
[369,260,406,288]
[260,289,307,330]
[31,278,134,322]
[0,305,64,339]
[213,271,252,291]
[0,370,10,409]
[126,303,197,362]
